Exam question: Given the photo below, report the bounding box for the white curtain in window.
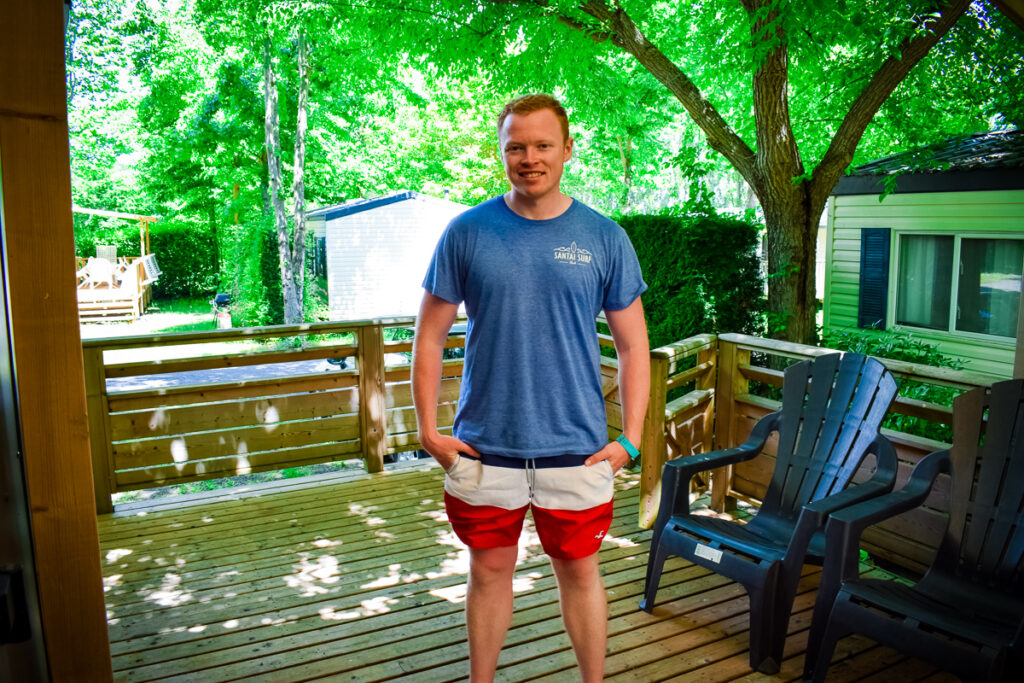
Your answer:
[896,235,953,331]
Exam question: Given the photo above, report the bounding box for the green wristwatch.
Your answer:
[616,434,641,467]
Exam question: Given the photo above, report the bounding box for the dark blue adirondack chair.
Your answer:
[639,352,899,674]
[804,379,1024,683]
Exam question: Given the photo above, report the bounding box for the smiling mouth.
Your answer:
[520,171,544,178]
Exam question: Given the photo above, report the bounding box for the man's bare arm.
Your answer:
[412,292,480,469]
[585,297,650,471]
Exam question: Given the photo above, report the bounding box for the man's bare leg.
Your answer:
[466,545,518,681]
[551,553,607,682]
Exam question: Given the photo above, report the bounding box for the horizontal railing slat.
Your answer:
[105,344,358,379]
[386,378,460,410]
[665,360,714,393]
[109,387,361,440]
[113,414,362,469]
[107,372,359,411]
[83,318,411,350]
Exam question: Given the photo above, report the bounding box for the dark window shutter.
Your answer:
[858,228,890,329]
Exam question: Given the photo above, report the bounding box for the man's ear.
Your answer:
[564,136,574,162]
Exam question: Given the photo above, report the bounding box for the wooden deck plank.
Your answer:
[98,464,945,682]
[104,483,643,620]
[103,499,647,659]
[158,553,687,683]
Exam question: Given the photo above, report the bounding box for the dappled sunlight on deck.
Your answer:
[96,464,955,682]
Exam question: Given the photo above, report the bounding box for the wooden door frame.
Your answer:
[0,1,113,680]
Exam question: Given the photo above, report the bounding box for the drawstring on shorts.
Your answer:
[526,458,536,498]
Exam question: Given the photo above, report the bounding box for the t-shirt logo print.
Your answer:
[553,241,593,266]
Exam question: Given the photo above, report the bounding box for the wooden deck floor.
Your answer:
[98,465,954,682]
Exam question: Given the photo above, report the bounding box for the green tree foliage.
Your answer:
[221,214,284,327]
[435,0,1023,344]
[619,210,764,349]
[66,0,1020,337]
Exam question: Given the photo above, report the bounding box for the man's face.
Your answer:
[499,108,574,203]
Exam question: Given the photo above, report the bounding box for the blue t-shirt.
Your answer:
[422,196,647,459]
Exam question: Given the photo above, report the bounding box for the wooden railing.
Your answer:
[84,318,464,513]
[647,332,1001,573]
[85,323,1003,573]
[85,318,625,515]
[635,333,718,528]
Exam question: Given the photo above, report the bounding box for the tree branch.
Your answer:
[809,0,973,207]
[579,1,757,183]
[485,0,756,182]
[555,14,610,42]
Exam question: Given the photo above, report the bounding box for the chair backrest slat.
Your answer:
[775,354,844,511]
[760,353,897,519]
[930,379,1024,595]
[782,356,856,509]
[807,360,891,502]
[775,358,815,461]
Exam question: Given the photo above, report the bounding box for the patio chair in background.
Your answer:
[639,352,899,673]
[96,244,116,262]
[804,379,1024,683]
[76,256,118,289]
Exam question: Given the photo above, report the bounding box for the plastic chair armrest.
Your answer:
[663,410,779,478]
[654,411,780,525]
[802,434,901,522]
[827,448,951,533]
[823,448,950,584]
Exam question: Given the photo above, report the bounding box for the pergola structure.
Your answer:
[72,206,160,257]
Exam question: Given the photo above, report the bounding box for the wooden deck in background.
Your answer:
[97,465,954,682]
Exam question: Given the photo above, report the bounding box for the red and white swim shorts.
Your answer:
[443,452,615,560]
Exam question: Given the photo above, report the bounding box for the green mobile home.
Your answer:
[823,130,1024,377]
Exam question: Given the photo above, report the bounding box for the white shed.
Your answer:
[307,191,469,321]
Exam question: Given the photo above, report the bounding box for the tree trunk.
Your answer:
[762,194,819,343]
[208,202,220,282]
[288,28,308,325]
[263,32,298,324]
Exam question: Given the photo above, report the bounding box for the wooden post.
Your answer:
[82,346,115,514]
[0,1,114,678]
[357,322,387,473]
[638,350,669,528]
[696,344,716,457]
[711,338,749,512]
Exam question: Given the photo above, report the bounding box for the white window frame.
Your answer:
[887,231,1022,346]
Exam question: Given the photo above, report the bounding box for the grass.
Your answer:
[143,296,218,333]
[79,295,216,339]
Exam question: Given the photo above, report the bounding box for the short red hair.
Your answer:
[497,94,570,143]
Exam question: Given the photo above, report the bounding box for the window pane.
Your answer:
[896,235,953,330]
[956,238,1024,338]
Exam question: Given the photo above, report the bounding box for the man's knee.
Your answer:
[550,552,601,585]
[469,545,518,584]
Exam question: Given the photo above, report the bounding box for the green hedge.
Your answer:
[149,222,218,299]
[618,211,764,349]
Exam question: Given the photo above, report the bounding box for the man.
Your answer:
[412,94,649,682]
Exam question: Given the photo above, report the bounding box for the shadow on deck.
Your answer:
[97,466,955,682]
